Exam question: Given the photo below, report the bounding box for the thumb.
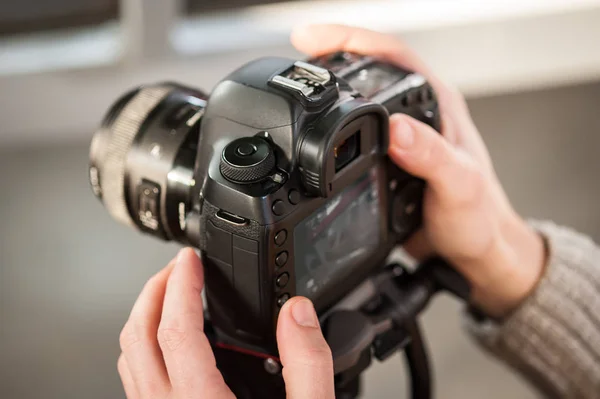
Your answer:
[388,113,483,207]
[276,297,335,399]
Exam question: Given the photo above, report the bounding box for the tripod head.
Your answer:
[207,257,470,399]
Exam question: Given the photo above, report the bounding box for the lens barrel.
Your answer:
[89,83,208,243]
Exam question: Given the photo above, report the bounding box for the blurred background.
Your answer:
[2,0,600,398]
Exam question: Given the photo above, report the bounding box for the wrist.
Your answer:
[468,214,548,319]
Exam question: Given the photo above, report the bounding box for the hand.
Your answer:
[117,248,334,399]
[292,24,547,318]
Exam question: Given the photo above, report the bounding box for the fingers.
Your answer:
[290,24,471,145]
[119,260,175,397]
[117,354,138,399]
[276,297,335,399]
[290,24,461,103]
[291,24,430,77]
[119,249,233,399]
[388,114,484,209]
[157,248,234,398]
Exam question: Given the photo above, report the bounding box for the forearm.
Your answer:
[465,220,600,398]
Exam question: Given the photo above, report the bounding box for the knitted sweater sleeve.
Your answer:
[464,221,600,398]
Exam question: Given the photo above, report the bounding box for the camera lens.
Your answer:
[334,131,360,172]
[89,83,208,243]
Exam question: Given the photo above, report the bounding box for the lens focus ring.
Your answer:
[90,85,172,227]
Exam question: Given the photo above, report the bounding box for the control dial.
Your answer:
[220,137,276,183]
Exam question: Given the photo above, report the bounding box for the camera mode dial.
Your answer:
[220,136,276,183]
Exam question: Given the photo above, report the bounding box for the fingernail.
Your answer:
[391,117,414,149]
[176,248,187,264]
[167,255,178,269]
[176,247,194,266]
[291,299,319,328]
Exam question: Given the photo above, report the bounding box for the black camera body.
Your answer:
[89,52,440,354]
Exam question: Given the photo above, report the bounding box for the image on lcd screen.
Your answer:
[293,171,381,298]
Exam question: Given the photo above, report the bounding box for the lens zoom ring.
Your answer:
[220,154,276,183]
[101,86,172,227]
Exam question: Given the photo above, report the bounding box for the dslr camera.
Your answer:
[89,52,440,358]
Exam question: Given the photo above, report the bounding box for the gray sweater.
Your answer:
[466,221,600,398]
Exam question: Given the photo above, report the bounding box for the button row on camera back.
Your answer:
[288,189,300,205]
[276,251,288,267]
[272,189,301,216]
[277,293,290,307]
[276,273,289,288]
[274,230,287,246]
[272,200,285,216]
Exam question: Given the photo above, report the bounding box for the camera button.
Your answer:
[274,229,287,246]
[391,181,424,240]
[276,251,288,267]
[277,293,290,307]
[276,273,290,288]
[272,200,285,216]
[221,137,275,183]
[288,189,300,205]
[235,142,257,156]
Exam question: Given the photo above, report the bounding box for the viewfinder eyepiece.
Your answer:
[334,131,360,172]
[298,98,389,198]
